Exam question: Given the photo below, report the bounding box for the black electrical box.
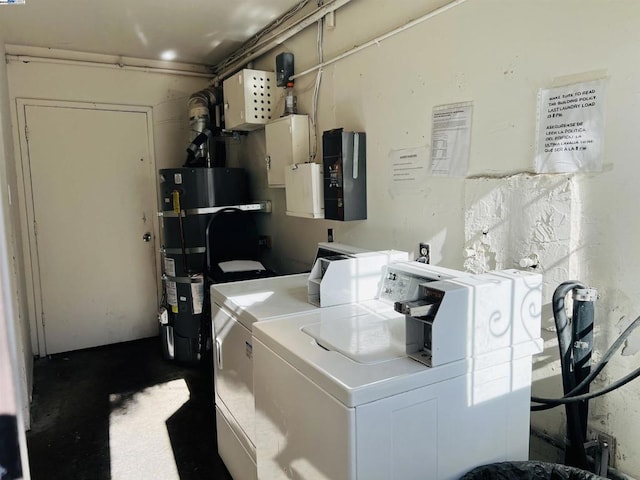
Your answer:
[275,52,295,87]
[322,129,367,221]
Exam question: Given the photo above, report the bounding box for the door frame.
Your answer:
[14,99,160,357]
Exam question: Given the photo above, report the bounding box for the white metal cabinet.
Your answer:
[284,162,324,218]
[223,69,277,131]
[265,114,310,187]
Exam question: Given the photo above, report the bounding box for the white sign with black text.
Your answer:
[430,102,473,177]
[536,79,607,173]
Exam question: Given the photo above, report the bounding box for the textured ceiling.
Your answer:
[0,0,302,66]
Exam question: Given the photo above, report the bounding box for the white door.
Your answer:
[22,103,159,355]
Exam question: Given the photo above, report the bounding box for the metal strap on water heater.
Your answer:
[161,274,204,284]
[158,200,272,217]
[161,247,207,255]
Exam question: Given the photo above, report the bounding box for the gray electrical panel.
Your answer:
[322,129,367,221]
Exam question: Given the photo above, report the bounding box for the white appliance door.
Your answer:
[213,305,256,453]
[215,404,257,480]
[355,386,439,479]
[254,337,356,480]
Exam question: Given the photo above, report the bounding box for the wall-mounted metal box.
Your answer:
[223,69,276,131]
[265,114,310,188]
[284,162,324,219]
[322,129,367,221]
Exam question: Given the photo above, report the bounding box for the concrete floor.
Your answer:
[26,337,232,480]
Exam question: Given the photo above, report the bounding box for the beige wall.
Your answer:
[229,0,640,476]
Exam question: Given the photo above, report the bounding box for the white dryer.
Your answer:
[252,265,542,480]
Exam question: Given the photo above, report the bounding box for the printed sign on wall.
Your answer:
[388,146,429,197]
[430,102,473,177]
[536,79,607,173]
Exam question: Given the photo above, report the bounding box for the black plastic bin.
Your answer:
[461,461,606,480]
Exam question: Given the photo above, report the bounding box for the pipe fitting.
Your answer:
[573,288,598,302]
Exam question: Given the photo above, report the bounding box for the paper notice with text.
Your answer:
[389,146,429,196]
[430,102,473,177]
[536,79,607,173]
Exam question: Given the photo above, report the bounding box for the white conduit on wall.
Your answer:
[290,0,468,81]
[5,55,213,79]
[211,0,354,82]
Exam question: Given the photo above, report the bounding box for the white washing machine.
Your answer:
[252,266,542,480]
[211,245,409,480]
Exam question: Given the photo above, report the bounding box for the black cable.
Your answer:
[533,365,640,405]
[566,314,640,396]
[531,402,558,412]
[532,314,640,407]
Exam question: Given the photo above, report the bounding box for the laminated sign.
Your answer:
[536,79,607,173]
[430,102,473,177]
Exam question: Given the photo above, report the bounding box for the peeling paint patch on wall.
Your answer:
[464,175,574,299]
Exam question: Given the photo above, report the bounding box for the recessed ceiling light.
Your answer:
[160,50,177,61]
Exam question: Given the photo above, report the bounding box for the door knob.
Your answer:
[143,232,152,242]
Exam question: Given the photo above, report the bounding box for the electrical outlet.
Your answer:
[258,235,272,249]
[418,243,430,264]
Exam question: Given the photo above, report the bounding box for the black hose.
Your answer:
[535,282,582,412]
[570,290,595,465]
[553,281,585,394]
[550,281,588,469]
